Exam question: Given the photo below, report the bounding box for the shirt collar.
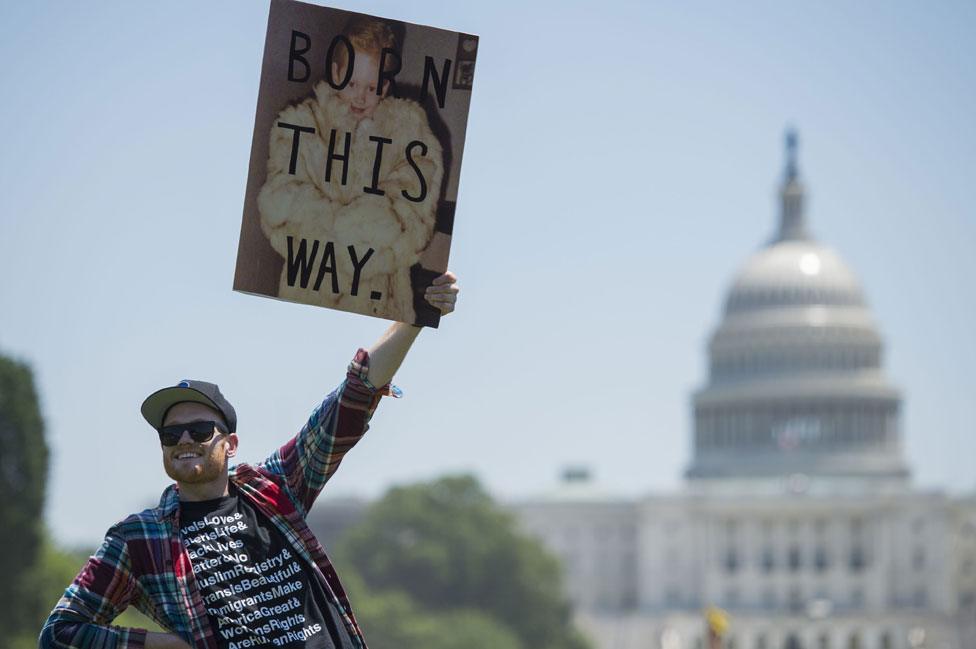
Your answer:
[158,483,181,520]
[158,469,251,521]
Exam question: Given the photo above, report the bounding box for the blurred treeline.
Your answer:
[335,475,591,649]
[1,354,55,649]
[1,354,590,649]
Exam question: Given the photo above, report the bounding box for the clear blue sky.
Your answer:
[1,1,973,547]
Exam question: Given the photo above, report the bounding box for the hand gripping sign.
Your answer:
[234,0,477,327]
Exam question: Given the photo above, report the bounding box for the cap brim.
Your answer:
[141,387,223,430]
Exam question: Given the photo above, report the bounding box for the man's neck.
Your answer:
[177,476,231,502]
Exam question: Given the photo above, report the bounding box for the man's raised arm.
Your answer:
[256,271,459,514]
[366,271,459,388]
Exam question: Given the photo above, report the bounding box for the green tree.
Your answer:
[0,354,162,646]
[340,570,522,649]
[337,475,591,649]
[0,354,50,641]
[11,536,86,649]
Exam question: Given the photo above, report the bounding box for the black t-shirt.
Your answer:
[179,487,356,648]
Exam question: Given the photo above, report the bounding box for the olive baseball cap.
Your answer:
[141,380,238,434]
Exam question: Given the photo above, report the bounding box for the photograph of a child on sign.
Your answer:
[257,15,453,326]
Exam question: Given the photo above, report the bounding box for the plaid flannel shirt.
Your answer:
[39,349,391,649]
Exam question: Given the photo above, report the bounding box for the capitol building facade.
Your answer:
[511,134,976,649]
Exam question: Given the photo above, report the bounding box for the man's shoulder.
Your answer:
[113,506,168,535]
[93,508,169,556]
[105,485,178,540]
[231,461,281,486]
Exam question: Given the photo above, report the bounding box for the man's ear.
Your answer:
[225,433,239,458]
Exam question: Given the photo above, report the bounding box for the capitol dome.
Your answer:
[725,240,867,315]
[686,132,909,484]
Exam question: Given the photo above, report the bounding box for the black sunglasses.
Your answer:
[157,420,228,447]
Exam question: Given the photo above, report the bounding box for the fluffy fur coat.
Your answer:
[258,81,443,323]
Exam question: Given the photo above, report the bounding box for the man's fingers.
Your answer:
[426,271,458,315]
[425,285,459,296]
[424,290,457,315]
[431,270,457,286]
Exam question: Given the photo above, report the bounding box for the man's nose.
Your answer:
[177,429,196,445]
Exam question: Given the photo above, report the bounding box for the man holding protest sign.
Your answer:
[40,1,475,644]
[39,272,460,649]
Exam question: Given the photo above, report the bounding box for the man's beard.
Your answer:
[163,446,227,485]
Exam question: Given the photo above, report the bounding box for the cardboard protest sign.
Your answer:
[234,0,477,327]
